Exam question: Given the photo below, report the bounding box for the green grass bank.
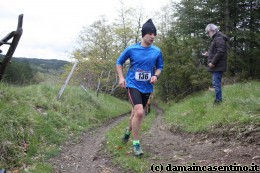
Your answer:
[105,81,259,172]
[0,83,131,171]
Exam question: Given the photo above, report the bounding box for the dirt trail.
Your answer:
[142,105,260,172]
[51,106,260,173]
[51,114,129,173]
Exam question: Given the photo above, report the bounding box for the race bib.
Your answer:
[135,71,151,81]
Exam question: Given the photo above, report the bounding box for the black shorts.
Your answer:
[128,88,151,107]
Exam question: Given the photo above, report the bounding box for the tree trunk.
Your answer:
[225,0,230,34]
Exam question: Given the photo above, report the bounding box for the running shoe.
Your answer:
[133,143,144,156]
[122,128,130,143]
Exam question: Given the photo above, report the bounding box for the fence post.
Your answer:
[110,73,118,95]
[104,70,111,94]
[57,60,78,99]
[96,71,103,97]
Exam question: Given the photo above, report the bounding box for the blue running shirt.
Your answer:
[116,42,164,93]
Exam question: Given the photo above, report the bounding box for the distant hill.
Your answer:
[11,57,71,70]
[0,55,71,71]
[0,55,72,84]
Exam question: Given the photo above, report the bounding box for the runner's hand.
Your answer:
[150,76,158,84]
[119,77,126,88]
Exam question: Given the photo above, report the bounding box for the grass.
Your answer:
[105,81,259,172]
[0,83,131,172]
[106,109,156,173]
[163,81,260,132]
[1,81,259,172]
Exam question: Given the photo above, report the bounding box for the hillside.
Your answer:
[50,81,260,173]
[0,55,70,67]
[0,83,131,171]
[0,81,259,172]
[0,55,71,84]
[12,57,71,70]
[0,55,71,72]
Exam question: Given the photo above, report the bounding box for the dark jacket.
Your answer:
[207,31,229,72]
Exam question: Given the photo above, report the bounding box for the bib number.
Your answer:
[135,71,151,81]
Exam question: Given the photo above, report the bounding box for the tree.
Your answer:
[67,0,259,103]
[69,3,146,99]
[169,0,260,79]
[113,0,144,48]
[3,60,35,85]
[157,29,211,102]
[228,0,260,78]
[76,16,117,61]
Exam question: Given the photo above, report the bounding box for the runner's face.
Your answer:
[143,33,156,46]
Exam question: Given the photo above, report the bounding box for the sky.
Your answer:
[0,0,177,61]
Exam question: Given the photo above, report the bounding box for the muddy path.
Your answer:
[142,105,260,172]
[51,105,260,173]
[51,113,129,173]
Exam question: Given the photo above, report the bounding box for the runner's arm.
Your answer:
[116,65,126,88]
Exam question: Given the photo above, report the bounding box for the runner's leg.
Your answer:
[131,104,144,140]
[128,88,150,140]
[128,108,134,131]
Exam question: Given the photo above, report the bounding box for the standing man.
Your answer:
[116,19,164,156]
[203,24,229,104]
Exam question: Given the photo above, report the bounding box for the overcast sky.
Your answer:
[0,0,176,61]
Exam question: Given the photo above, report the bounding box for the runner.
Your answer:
[116,19,164,156]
